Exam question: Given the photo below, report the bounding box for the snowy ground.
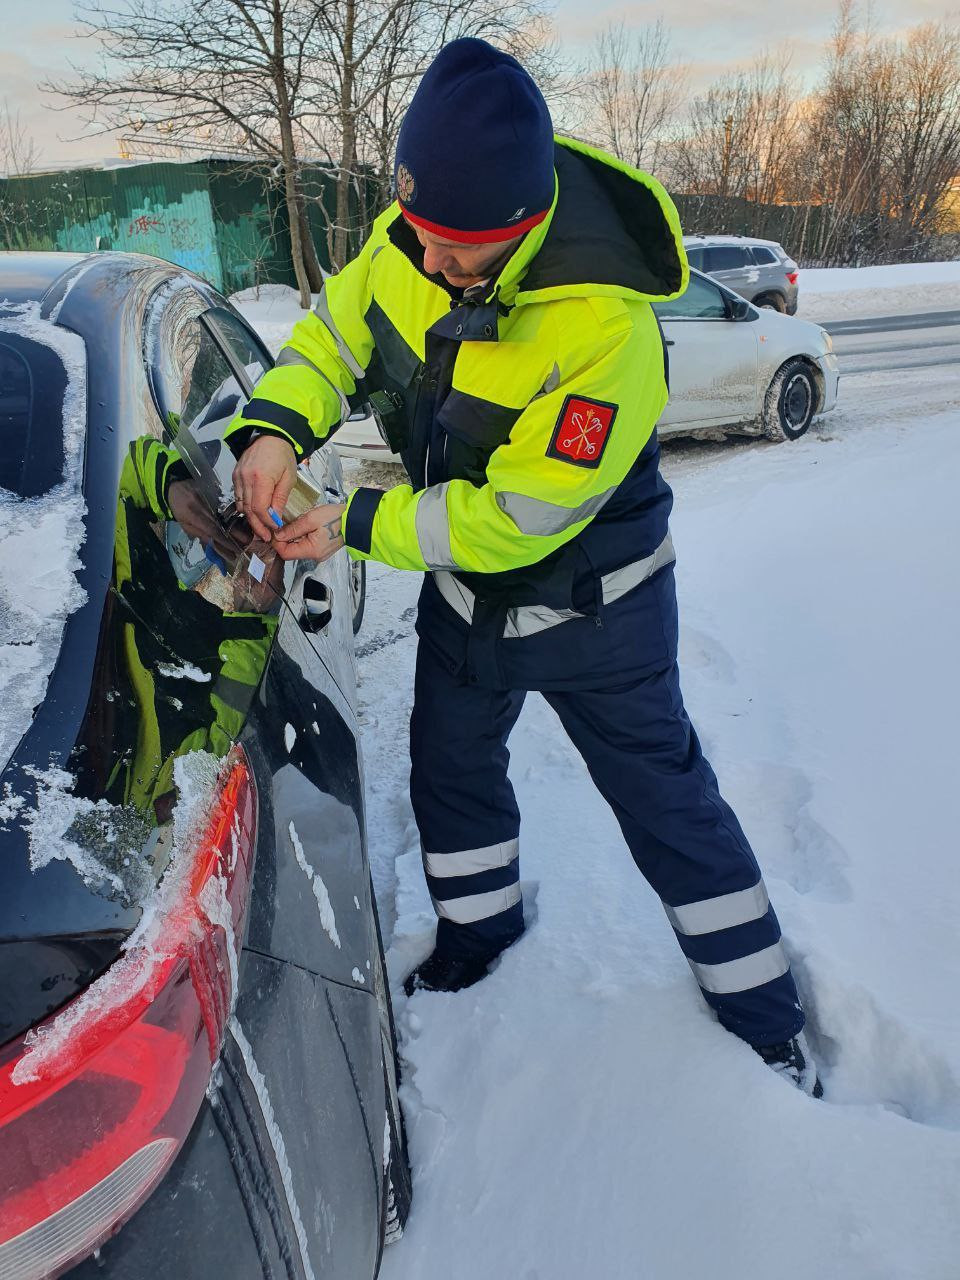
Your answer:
[796,261,960,323]
[347,365,960,1280]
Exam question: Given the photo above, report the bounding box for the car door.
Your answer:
[653,272,760,430]
[144,282,386,1276]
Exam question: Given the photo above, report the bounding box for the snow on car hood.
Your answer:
[0,301,87,773]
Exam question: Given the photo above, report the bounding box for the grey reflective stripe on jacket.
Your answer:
[277,345,352,423]
[432,530,676,638]
[414,482,457,570]
[496,486,619,536]
[313,286,365,379]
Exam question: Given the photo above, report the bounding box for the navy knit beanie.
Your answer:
[395,38,555,243]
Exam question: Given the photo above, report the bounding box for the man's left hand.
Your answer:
[272,503,347,563]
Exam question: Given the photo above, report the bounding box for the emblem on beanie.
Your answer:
[507,207,526,222]
[547,395,618,468]
[396,163,416,205]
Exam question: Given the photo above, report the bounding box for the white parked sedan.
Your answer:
[334,268,838,463]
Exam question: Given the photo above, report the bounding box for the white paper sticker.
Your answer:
[247,553,266,583]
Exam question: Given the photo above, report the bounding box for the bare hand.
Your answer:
[167,479,243,564]
[272,503,347,563]
[232,436,297,541]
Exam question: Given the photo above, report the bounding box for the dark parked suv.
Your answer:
[0,252,409,1280]
[683,235,799,314]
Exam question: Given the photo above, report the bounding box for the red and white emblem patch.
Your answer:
[547,395,618,468]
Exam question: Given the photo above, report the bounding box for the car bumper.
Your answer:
[67,1096,276,1280]
[816,352,840,414]
[334,413,402,465]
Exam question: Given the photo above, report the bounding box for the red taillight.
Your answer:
[0,748,256,1279]
[786,271,799,285]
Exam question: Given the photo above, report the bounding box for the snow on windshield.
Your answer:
[0,301,87,771]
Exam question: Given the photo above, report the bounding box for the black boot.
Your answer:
[403,950,494,996]
[755,1030,824,1098]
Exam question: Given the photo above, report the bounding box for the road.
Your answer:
[823,308,960,374]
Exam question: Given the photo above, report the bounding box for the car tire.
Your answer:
[369,879,412,1248]
[350,559,366,635]
[762,358,818,441]
[755,292,786,312]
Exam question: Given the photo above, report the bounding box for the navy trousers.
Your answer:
[410,578,804,1048]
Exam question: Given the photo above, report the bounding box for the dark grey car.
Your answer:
[683,236,799,314]
[0,251,410,1280]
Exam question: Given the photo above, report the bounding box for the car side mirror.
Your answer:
[727,296,751,321]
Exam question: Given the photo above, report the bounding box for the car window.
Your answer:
[685,246,705,270]
[143,282,293,610]
[204,307,272,389]
[152,307,247,440]
[705,246,749,272]
[750,246,778,265]
[654,273,728,320]
[0,334,69,496]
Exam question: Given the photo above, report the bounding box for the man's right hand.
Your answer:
[232,436,298,540]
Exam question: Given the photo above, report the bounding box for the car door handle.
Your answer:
[300,577,334,632]
[664,338,675,346]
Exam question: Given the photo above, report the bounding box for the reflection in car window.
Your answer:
[750,246,778,265]
[705,246,749,272]
[654,274,727,320]
[147,287,244,442]
[205,308,272,389]
[685,247,704,270]
[66,434,279,895]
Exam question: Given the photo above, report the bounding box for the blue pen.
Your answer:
[203,541,227,575]
[267,506,284,529]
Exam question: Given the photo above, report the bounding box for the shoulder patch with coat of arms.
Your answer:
[546,395,618,468]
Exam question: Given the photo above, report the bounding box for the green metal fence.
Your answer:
[0,158,357,293]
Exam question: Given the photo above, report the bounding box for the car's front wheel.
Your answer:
[762,358,819,441]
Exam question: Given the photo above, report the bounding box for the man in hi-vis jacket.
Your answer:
[228,39,822,1095]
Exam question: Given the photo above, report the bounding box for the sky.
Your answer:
[2,0,958,171]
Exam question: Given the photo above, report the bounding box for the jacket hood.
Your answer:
[498,137,688,308]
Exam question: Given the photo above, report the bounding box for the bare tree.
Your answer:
[47,0,331,306]
[669,51,800,204]
[299,0,564,270]
[799,4,960,263]
[0,104,42,252]
[577,20,685,174]
[0,102,41,177]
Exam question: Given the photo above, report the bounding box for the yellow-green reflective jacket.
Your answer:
[227,138,688,615]
[103,443,276,814]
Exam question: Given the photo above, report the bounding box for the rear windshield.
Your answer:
[0,333,68,497]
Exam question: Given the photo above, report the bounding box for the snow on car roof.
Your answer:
[683,234,783,248]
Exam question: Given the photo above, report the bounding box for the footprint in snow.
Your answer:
[796,963,960,1130]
